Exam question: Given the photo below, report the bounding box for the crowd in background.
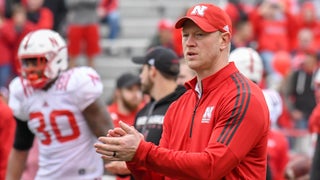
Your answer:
[0,0,120,88]
[1,0,320,179]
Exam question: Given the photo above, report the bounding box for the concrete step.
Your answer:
[75,55,140,77]
[118,2,187,19]
[100,18,158,39]
[99,37,148,57]
[118,0,227,20]
[76,55,141,102]
[95,57,140,79]
[119,18,159,39]
[115,1,195,39]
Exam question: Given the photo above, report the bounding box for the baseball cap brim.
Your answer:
[132,56,147,64]
[175,16,218,32]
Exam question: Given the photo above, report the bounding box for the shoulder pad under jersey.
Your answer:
[58,67,103,111]
[8,77,32,121]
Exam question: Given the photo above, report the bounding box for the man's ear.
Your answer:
[220,32,231,50]
[149,66,157,79]
[115,89,121,98]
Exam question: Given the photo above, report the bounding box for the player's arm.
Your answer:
[74,67,114,137]
[83,98,114,137]
[6,118,34,180]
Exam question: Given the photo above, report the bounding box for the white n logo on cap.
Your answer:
[191,5,208,16]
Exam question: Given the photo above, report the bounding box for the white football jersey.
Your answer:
[262,89,283,128]
[9,67,104,180]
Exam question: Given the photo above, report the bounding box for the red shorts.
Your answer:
[67,24,101,58]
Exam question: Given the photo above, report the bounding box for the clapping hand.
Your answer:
[94,121,144,162]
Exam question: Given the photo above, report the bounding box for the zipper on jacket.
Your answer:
[189,99,200,137]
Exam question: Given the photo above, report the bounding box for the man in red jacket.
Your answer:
[0,88,15,180]
[95,3,270,179]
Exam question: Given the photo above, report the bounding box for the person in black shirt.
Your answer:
[104,46,186,179]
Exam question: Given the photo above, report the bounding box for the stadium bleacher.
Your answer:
[94,0,219,102]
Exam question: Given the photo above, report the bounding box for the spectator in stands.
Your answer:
[309,69,320,180]
[172,25,183,58]
[65,0,101,68]
[10,3,36,76]
[250,0,297,80]
[285,49,318,153]
[224,0,253,33]
[107,72,144,132]
[3,0,20,18]
[230,15,255,52]
[292,28,317,59]
[0,11,15,87]
[147,19,174,51]
[24,0,53,29]
[172,8,188,58]
[43,0,67,33]
[0,0,3,17]
[291,29,317,75]
[105,72,144,180]
[97,0,120,39]
[295,1,320,51]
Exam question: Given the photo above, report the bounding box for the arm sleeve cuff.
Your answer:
[13,117,34,150]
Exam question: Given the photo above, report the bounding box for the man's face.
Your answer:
[238,21,253,41]
[27,0,44,11]
[159,29,173,44]
[177,62,195,85]
[182,20,222,73]
[13,11,26,27]
[21,57,49,88]
[119,84,143,111]
[302,54,317,72]
[139,65,154,95]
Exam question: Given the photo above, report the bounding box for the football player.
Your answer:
[6,29,114,179]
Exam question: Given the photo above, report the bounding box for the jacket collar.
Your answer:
[185,62,239,94]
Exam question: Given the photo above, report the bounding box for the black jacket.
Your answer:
[134,85,186,145]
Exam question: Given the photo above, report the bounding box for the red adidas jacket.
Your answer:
[0,99,16,180]
[127,63,270,179]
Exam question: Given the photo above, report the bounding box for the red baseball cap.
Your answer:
[175,3,232,34]
[158,19,174,31]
